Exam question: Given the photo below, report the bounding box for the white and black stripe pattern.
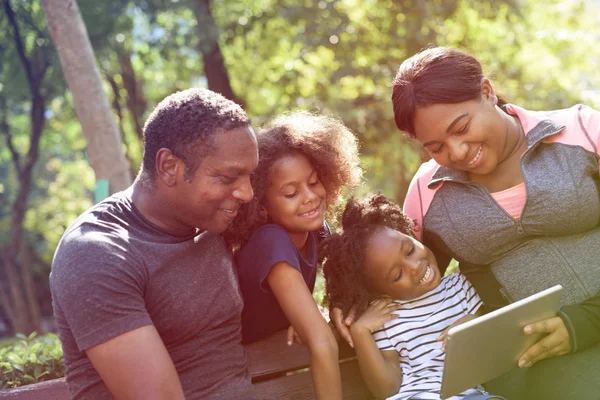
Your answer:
[372,273,483,400]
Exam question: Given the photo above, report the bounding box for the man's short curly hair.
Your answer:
[224,111,362,249]
[141,88,250,183]
[320,194,415,317]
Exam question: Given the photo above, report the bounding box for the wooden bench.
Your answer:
[0,330,373,399]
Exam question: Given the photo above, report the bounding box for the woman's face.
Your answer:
[413,81,512,176]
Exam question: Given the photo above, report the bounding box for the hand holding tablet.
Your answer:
[518,314,571,368]
[440,285,563,399]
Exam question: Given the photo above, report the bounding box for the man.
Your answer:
[50,88,258,399]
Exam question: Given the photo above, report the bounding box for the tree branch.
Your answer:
[3,0,34,89]
[0,96,22,176]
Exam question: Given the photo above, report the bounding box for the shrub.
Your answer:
[0,332,65,389]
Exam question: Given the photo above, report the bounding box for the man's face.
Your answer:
[173,125,258,233]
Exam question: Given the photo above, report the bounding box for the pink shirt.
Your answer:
[490,182,527,219]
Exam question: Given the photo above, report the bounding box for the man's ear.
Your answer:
[155,148,181,187]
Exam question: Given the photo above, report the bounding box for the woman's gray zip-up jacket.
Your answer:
[404,104,600,353]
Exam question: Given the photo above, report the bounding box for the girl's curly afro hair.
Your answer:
[320,193,415,317]
[224,111,362,250]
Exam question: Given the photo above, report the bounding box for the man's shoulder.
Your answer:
[52,190,139,274]
[59,192,130,246]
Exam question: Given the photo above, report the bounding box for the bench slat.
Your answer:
[0,378,69,400]
[250,359,373,400]
[247,329,358,380]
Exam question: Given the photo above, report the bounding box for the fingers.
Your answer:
[346,304,359,326]
[523,316,559,335]
[331,307,354,348]
[442,337,449,352]
[331,307,344,327]
[436,329,448,342]
[286,325,295,346]
[519,338,555,367]
[519,317,571,367]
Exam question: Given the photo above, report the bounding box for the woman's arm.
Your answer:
[559,289,600,352]
[350,298,402,399]
[267,262,342,400]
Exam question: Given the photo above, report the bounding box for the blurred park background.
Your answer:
[1,0,600,343]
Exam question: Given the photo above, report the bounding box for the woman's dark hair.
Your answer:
[392,47,507,138]
[223,111,362,250]
[320,194,415,317]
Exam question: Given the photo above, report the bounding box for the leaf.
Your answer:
[35,370,49,380]
[7,354,24,365]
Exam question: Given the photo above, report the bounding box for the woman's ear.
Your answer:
[480,78,497,105]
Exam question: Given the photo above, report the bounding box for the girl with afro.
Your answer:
[321,194,505,400]
[224,111,361,400]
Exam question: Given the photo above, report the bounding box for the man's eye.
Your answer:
[407,245,415,256]
[219,176,236,184]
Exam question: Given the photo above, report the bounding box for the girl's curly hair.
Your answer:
[224,111,362,249]
[320,193,415,317]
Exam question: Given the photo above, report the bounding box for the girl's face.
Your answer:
[413,80,514,177]
[363,227,441,301]
[264,153,327,246]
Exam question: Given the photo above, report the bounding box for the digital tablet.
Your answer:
[440,285,563,399]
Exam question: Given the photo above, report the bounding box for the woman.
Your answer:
[390,47,600,399]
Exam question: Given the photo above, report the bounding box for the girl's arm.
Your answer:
[267,261,342,400]
[350,298,402,399]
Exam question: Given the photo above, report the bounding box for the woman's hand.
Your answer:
[351,298,400,336]
[330,306,358,348]
[436,314,478,352]
[518,316,571,368]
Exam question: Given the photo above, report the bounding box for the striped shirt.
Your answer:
[372,273,483,400]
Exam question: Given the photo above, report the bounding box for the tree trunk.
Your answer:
[193,0,243,106]
[40,0,131,193]
[119,51,146,141]
[0,0,47,334]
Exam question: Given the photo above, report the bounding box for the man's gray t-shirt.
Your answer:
[50,189,250,399]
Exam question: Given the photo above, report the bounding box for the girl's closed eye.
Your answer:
[284,190,298,199]
[394,269,403,282]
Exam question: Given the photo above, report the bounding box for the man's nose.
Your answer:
[233,176,254,203]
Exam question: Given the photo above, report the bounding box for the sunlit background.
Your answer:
[1,0,599,345]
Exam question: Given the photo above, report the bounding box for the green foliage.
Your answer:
[0,332,65,389]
